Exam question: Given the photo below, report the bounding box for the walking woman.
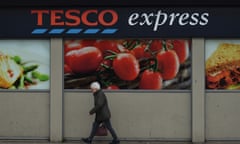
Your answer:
[82,81,120,144]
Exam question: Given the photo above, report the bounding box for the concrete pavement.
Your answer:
[0,140,239,144]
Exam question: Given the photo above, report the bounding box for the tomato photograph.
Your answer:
[64,39,192,90]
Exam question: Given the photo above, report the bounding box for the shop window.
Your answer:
[64,38,192,90]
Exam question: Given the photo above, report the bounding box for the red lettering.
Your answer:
[31,9,118,27]
[65,10,81,26]
[99,10,118,26]
[51,10,64,26]
[81,10,98,26]
[31,10,49,26]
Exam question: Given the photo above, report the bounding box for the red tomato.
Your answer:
[64,40,74,46]
[64,64,72,74]
[65,46,103,73]
[172,40,189,64]
[64,42,83,54]
[131,44,146,59]
[143,51,152,59]
[79,39,96,47]
[64,39,96,54]
[113,53,140,81]
[139,69,163,89]
[106,85,119,90]
[94,40,120,56]
[157,50,180,80]
[149,40,163,52]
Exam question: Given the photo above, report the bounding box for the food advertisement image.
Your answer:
[205,39,240,90]
[0,40,50,90]
[64,39,191,90]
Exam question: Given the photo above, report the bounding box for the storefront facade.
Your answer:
[0,1,240,143]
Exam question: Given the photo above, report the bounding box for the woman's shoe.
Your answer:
[81,138,92,144]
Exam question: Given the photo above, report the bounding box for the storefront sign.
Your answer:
[0,8,240,37]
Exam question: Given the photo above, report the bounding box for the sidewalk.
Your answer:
[0,140,239,144]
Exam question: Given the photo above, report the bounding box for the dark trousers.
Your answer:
[89,119,118,140]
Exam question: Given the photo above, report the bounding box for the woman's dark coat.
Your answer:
[89,89,111,122]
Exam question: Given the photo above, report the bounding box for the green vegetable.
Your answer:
[32,71,49,81]
[12,55,22,64]
[18,75,25,89]
[32,71,40,78]
[38,74,49,81]
[227,84,240,90]
[24,75,34,84]
[23,65,38,73]
[9,86,16,89]
[7,54,50,89]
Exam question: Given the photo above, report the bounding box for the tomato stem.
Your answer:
[123,39,141,50]
[167,40,174,50]
[101,63,111,69]
[144,40,156,57]
[105,50,118,55]
[104,54,117,60]
[101,80,110,88]
[145,40,153,50]
[152,58,158,72]
[140,58,158,72]
[162,40,167,51]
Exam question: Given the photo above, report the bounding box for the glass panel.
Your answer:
[0,40,50,90]
[64,39,191,90]
[205,39,240,90]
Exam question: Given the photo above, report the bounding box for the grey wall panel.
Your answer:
[192,38,205,142]
[50,38,63,142]
[63,92,191,140]
[206,93,240,140]
[0,92,49,138]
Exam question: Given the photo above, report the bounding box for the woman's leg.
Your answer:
[89,121,101,140]
[82,121,101,144]
[103,119,118,140]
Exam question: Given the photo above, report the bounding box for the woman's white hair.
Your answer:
[90,81,101,90]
